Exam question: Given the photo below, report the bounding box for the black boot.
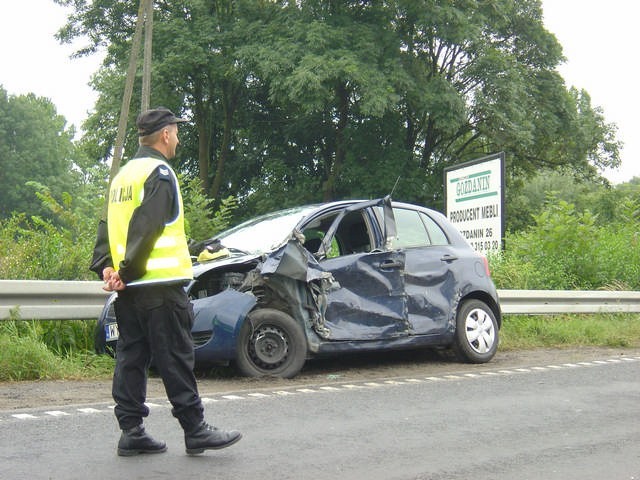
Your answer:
[185,422,242,454]
[117,424,167,456]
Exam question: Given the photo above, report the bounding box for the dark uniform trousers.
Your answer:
[112,283,204,432]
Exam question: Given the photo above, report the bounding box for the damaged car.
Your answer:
[95,196,502,378]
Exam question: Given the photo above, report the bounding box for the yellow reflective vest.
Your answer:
[108,157,192,285]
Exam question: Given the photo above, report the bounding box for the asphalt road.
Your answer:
[1,350,639,479]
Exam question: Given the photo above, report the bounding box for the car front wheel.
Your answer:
[452,299,499,363]
[235,308,307,378]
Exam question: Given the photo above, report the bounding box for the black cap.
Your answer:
[136,107,187,136]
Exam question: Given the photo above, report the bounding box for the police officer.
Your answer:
[90,107,242,456]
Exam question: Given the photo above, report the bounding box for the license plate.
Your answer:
[105,323,119,341]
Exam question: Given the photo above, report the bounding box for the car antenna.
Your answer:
[389,176,401,199]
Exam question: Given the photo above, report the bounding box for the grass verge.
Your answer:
[1,314,639,381]
[500,313,640,350]
[0,320,115,381]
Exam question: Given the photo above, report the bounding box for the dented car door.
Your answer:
[316,199,409,341]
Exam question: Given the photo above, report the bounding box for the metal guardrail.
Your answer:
[0,280,110,321]
[1,280,640,321]
[497,289,640,314]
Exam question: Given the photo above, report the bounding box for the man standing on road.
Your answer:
[90,107,242,456]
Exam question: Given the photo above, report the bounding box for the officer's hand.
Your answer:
[102,267,126,291]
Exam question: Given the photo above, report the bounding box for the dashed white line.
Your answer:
[3,355,638,422]
[78,408,101,414]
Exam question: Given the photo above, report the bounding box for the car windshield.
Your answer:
[214,205,319,255]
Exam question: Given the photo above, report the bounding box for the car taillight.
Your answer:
[481,255,491,277]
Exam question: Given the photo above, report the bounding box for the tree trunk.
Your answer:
[193,80,210,192]
[323,82,349,201]
[209,81,238,202]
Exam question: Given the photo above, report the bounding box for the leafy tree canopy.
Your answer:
[55,0,621,218]
[0,86,78,219]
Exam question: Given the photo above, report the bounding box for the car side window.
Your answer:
[390,208,450,248]
[302,213,342,258]
[303,210,372,257]
[303,228,340,257]
[391,208,430,248]
[419,212,448,245]
[335,211,372,255]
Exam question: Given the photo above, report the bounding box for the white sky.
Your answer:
[542,0,639,183]
[0,0,637,183]
[0,1,103,134]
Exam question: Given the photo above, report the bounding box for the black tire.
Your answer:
[235,308,307,378]
[452,299,499,363]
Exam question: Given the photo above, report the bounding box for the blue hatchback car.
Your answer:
[95,196,502,378]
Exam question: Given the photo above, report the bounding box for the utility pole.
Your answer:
[141,0,153,111]
[103,0,153,219]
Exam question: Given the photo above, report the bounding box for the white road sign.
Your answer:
[444,153,504,254]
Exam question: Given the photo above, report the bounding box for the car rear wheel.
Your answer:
[452,299,498,363]
[235,308,307,378]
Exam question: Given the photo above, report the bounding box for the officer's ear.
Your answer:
[160,127,170,143]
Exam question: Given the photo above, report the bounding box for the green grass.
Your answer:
[1,314,639,381]
[500,313,640,350]
[0,320,115,381]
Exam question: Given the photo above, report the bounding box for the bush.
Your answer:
[0,213,94,280]
[181,174,238,242]
[489,198,640,290]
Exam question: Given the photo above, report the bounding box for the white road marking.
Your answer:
[3,355,638,422]
[12,414,37,420]
[45,411,69,417]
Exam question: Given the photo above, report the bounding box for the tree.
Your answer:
[0,86,77,219]
[55,0,621,218]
